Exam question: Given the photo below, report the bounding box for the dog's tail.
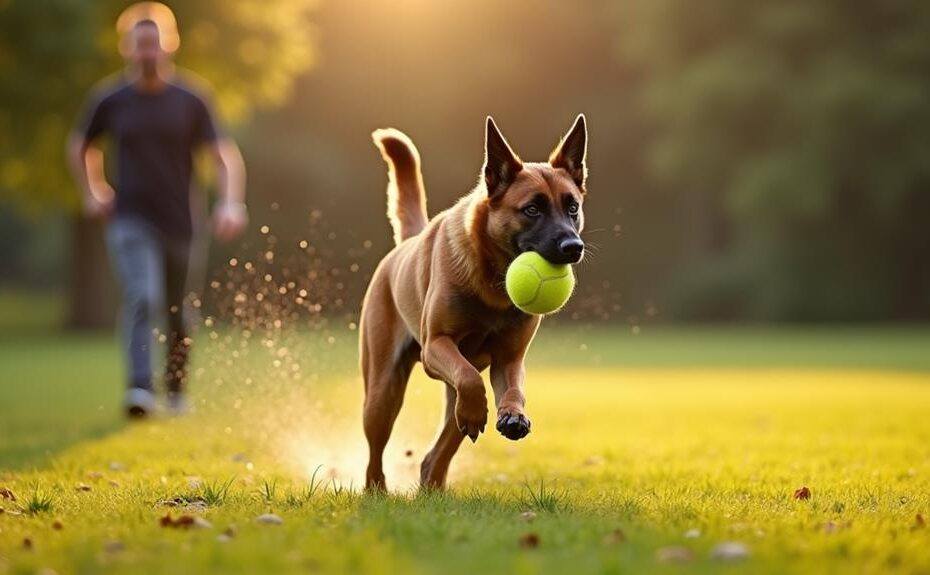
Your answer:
[372,128,428,245]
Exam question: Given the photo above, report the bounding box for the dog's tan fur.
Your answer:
[361,116,588,490]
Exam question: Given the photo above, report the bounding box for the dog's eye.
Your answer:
[523,205,541,217]
[568,202,580,216]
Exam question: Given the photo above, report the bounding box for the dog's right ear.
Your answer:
[483,116,523,197]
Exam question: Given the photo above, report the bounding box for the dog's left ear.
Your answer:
[549,114,587,188]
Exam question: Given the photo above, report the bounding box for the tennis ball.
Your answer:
[505,251,576,315]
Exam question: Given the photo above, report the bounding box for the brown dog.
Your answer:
[361,115,587,490]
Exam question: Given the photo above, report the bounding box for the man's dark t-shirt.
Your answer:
[78,76,220,239]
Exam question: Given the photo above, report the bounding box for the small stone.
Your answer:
[656,546,693,563]
[256,513,283,525]
[519,511,537,522]
[684,528,700,539]
[710,542,750,562]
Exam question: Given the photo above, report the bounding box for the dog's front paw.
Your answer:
[496,412,531,440]
[455,385,488,443]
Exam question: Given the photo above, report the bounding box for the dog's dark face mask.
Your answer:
[482,115,588,266]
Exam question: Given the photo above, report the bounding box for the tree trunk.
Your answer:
[67,214,117,330]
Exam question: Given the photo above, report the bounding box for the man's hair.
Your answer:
[117,2,180,55]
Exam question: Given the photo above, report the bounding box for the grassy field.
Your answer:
[1,326,930,574]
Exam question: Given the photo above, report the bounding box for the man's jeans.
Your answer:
[106,217,191,393]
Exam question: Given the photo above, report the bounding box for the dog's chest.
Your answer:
[449,292,530,354]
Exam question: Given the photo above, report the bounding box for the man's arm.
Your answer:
[67,133,114,219]
[208,137,248,241]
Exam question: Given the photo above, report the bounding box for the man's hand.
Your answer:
[83,182,115,220]
[212,200,248,242]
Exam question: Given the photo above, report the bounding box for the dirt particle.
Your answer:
[793,486,811,500]
[51,520,64,530]
[0,488,16,502]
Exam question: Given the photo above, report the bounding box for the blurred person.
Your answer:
[67,3,248,417]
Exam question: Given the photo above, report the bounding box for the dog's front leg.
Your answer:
[490,357,532,440]
[423,335,488,442]
[489,318,540,440]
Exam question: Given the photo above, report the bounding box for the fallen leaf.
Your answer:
[256,513,283,525]
[0,488,16,502]
[710,542,750,562]
[159,513,211,529]
[656,545,693,563]
[603,528,626,545]
[794,486,811,500]
[518,532,540,549]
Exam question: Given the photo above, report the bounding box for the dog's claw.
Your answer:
[496,412,531,441]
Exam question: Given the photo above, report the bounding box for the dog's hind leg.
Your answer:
[420,385,467,490]
[361,291,418,492]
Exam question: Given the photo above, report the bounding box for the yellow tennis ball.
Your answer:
[505,251,576,315]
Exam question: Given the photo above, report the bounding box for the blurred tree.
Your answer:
[615,0,930,320]
[0,0,318,327]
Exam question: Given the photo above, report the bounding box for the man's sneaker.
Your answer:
[125,387,156,418]
[166,392,190,417]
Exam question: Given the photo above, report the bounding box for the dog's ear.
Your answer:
[549,114,587,188]
[483,116,523,197]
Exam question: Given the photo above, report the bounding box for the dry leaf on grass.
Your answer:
[603,528,626,545]
[518,532,540,549]
[0,488,16,502]
[656,546,694,563]
[793,486,811,500]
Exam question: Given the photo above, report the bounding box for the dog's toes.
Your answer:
[496,413,531,441]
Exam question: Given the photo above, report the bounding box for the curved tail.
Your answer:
[372,128,428,245]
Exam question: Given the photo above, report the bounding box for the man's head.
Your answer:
[117,2,179,78]
[481,115,588,265]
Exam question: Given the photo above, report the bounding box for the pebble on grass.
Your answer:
[519,511,537,522]
[710,542,750,562]
[256,513,283,525]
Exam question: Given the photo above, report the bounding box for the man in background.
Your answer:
[68,2,248,417]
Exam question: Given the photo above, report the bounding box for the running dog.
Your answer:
[361,115,587,490]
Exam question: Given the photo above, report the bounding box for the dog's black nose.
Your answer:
[558,237,584,262]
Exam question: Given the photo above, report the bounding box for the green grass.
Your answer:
[1,327,930,574]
